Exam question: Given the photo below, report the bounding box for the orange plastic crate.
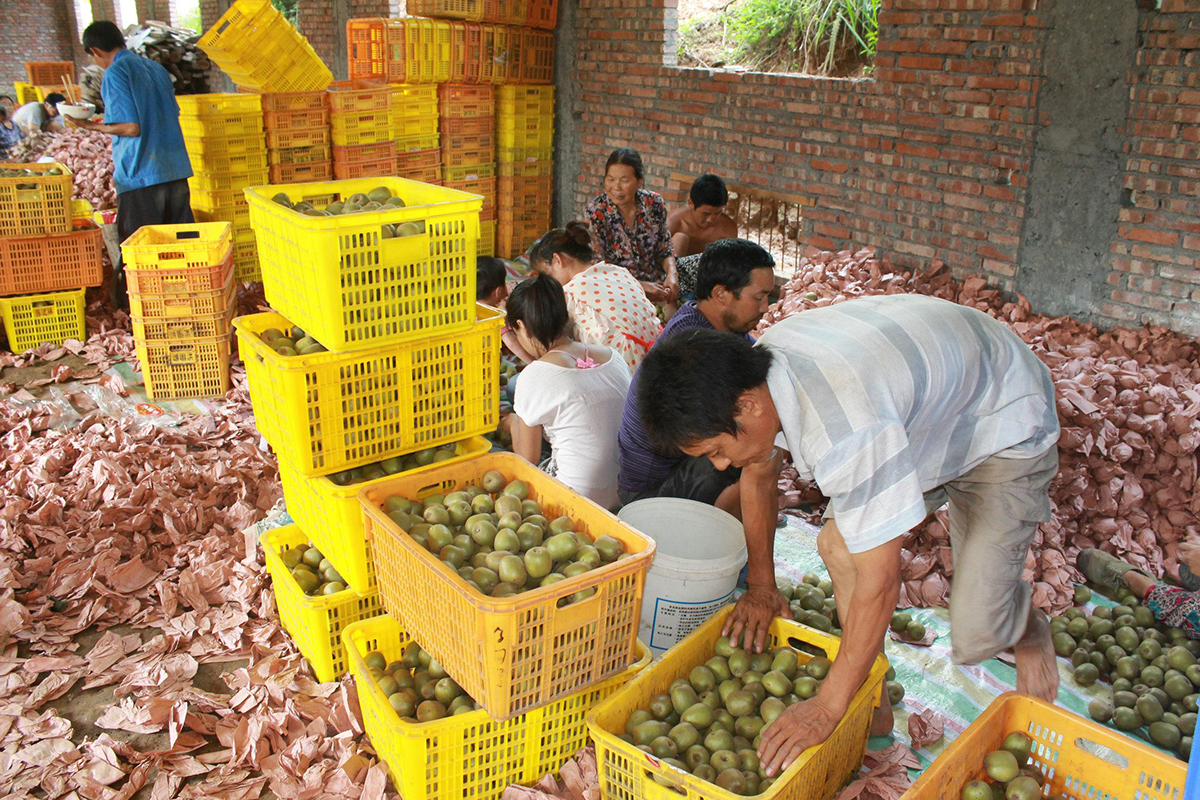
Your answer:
[521,29,554,83]
[396,163,443,184]
[499,173,552,202]
[442,145,495,169]
[269,160,333,183]
[448,22,467,83]
[405,0,483,21]
[526,0,557,29]
[132,303,235,342]
[497,217,547,258]
[327,80,392,113]
[482,0,500,22]
[442,131,494,152]
[397,148,442,171]
[441,116,492,136]
[332,157,398,180]
[347,18,388,81]
[463,22,483,83]
[264,107,329,131]
[498,158,552,178]
[266,126,330,149]
[125,250,235,297]
[446,176,495,207]
[439,84,493,117]
[259,91,327,112]
[0,225,103,297]
[268,142,333,166]
[332,140,397,163]
[26,61,75,85]
[479,25,499,83]
[129,270,237,321]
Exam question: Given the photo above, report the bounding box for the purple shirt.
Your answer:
[617,302,752,493]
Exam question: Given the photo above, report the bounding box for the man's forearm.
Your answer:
[820,570,899,712]
[740,453,782,586]
[91,122,139,137]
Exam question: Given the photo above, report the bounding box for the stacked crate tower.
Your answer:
[496,85,553,258]
[0,165,99,353]
[330,82,397,179]
[262,91,334,185]
[182,94,267,282]
[121,222,236,399]
[394,84,442,184]
[440,84,496,255]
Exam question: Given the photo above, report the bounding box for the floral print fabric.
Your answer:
[585,189,674,283]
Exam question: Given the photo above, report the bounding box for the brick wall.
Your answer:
[1110,2,1200,331]
[297,0,394,81]
[0,0,78,92]
[562,0,1200,334]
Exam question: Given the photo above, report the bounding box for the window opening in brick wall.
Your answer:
[74,0,95,36]
[676,0,879,78]
[177,0,203,31]
[271,0,301,25]
[118,0,139,28]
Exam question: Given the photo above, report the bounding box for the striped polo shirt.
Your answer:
[758,294,1059,554]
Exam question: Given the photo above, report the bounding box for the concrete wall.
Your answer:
[555,0,1200,335]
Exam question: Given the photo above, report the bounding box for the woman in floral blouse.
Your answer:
[585,147,678,312]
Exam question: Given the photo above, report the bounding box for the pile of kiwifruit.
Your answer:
[362,643,480,722]
[958,733,1055,800]
[499,357,519,388]
[279,541,348,596]
[256,324,327,357]
[325,443,460,487]
[1053,584,1197,760]
[380,469,629,604]
[271,187,425,239]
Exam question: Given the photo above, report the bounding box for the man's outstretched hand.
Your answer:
[757,697,842,777]
[722,585,791,653]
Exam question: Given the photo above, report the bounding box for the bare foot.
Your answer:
[870,698,895,737]
[1014,607,1059,701]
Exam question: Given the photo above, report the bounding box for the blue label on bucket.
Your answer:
[650,591,735,651]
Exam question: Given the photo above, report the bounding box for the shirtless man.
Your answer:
[668,174,739,301]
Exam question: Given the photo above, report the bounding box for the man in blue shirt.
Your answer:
[74,20,194,309]
[616,238,776,512]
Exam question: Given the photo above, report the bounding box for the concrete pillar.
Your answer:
[552,0,578,227]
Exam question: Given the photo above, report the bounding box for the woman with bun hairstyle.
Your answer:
[507,274,632,509]
[530,221,663,371]
[585,147,678,311]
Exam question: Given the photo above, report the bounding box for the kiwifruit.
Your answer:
[962,780,992,800]
[983,750,1019,782]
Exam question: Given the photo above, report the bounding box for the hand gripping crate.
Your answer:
[344,614,650,800]
[277,435,491,591]
[233,305,502,477]
[359,452,656,721]
[0,224,103,297]
[243,177,482,352]
[587,607,890,800]
[261,524,383,682]
[0,288,85,352]
[899,693,1185,800]
[0,163,73,237]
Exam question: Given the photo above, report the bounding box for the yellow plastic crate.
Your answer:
[13,81,37,106]
[278,436,491,591]
[234,306,501,477]
[188,168,270,193]
[0,162,73,238]
[135,333,233,400]
[588,607,890,800]
[359,452,656,721]
[261,524,383,682]
[199,0,332,93]
[899,693,1185,800]
[330,111,396,147]
[0,288,85,352]
[177,92,263,116]
[243,177,482,351]
[345,614,650,800]
[395,114,439,139]
[234,240,261,283]
[180,112,265,138]
[120,223,233,271]
[479,219,495,256]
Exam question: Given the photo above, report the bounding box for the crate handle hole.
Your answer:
[1072,737,1128,769]
[175,231,201,241]
[786,636,830,659]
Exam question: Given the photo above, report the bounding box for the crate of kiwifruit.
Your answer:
[344,614,650,800]
[277,435,492,591]
[243,176,481,353]
[586,606,889,800]
[359,452,656,721]
[234,306,501,478]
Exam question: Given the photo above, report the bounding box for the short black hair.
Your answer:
[637,329,773,451]
[529,220,596,269]
[605,147,644,181]
[83,20,126,52]
[505,274,570,350]
[43,93,66,107]
[695,238,775,301]
[476,256,507,301]
[690,174,729,208]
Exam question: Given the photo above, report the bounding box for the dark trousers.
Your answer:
[114,178,195,309]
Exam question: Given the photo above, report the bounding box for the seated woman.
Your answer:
[668,173,739,301]
[585,147,678,311]
[1077,543,1200,639]
[507,274,632,509]
[0,104,22,159]
[530,221,662,371]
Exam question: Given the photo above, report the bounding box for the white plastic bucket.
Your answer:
[618,498,747,657]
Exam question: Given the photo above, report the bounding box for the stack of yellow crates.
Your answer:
[496,85,553,258]
[121,222,236,399]
[182,94,266,282]
[329,81,397,180]
[440,84,496,255]
[262,91,334,185]
[393,84,441,184]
